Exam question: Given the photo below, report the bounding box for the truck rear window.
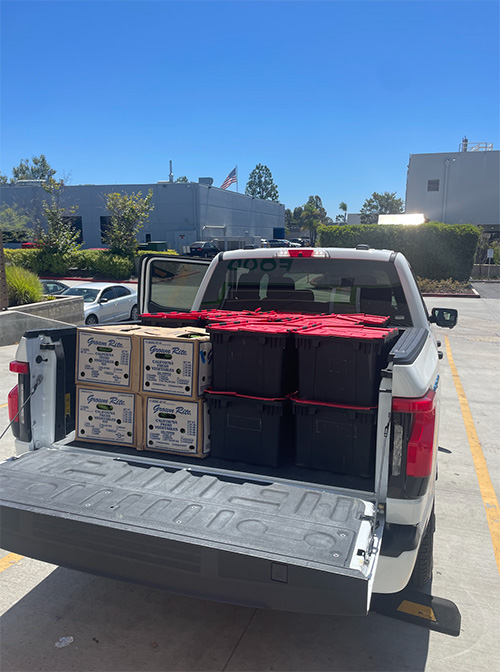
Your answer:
[200,257,412,326]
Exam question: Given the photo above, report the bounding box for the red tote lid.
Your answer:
[294,324,398,340]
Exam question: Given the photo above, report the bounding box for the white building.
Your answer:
[405,140,499,234]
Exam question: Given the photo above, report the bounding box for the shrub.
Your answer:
[35,251,73,276]
[91,252,135,280]
[6,265,44,307]
[3,248,42,272]
[317,222,480,281]
[417,277,473,294]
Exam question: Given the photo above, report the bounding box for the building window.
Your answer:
[427,179,440,192]
[63,216,83,243]
[100,216,111,243]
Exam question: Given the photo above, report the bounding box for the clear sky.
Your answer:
[1,0,498,219]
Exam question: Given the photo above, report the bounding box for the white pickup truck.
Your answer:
[2,246,458,615]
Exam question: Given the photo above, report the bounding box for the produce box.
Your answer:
[76,325,143,391]
[142,396,209,457]
[76,386,142,447]
[139,326,212,400]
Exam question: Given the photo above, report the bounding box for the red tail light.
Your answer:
[392,390,436,478]
[8,385,19,423]
[10,360,29,374]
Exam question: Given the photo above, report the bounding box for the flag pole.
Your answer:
[236,165,238,193]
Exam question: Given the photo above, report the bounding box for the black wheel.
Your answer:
[130,305,139,321]
[85,314,98,325]
[409,507,435,587]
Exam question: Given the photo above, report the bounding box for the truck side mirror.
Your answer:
[429,307,458,329]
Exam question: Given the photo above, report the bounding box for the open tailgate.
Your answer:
[0,449,383,615]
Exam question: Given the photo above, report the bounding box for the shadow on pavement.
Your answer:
[0,566,431,672]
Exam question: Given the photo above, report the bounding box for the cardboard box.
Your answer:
[142,396,210,458]
[76,325,143,391]
[139,326,212,400]
[76,386,143,447]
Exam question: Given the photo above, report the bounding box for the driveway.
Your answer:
[0,293,499,672]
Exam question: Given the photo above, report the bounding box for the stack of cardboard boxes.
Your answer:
[75,324,212,457]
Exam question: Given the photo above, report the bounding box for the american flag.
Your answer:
[220,167,237,190]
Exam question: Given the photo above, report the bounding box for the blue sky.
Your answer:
[1,0,498,218]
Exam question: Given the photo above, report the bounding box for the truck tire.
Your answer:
[409,507,435,587]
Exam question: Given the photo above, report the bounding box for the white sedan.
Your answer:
[61,282,139,325]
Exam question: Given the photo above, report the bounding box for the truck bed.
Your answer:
[63,438,376,493]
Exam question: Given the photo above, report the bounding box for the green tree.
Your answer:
[300,195,332,246]
[0,172,8,185]
[35,178,81,254]
[0,204,32,242]
[175,176,189,183]
[245,164,279,201]
[103,190,154,257]
[360,191,404,225]
[335,201,348,224]
[11,154,56,182]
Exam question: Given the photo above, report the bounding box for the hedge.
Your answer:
[317,222,481,281]
[4,248,178,280]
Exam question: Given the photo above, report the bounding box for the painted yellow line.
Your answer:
[0,403,8,409]
[0,553,24,573]
[397,600,436,622]
[445,335,500,575]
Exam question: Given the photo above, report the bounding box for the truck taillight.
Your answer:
[392,391,437,478]
[8,385,19,423]
[10,360,29,374]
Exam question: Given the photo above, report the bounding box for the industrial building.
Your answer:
[0,178,285,250]
[405,140,499,234]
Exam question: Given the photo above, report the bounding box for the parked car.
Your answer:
[189,241,220,258]
[40,280,70,295]
[267,239,301,248]
[61,282,138,325]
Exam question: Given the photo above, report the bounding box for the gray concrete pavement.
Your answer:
[0,293,499,671]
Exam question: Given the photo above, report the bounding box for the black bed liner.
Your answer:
[0,449,382,615]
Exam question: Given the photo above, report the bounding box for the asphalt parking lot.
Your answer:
[0,284,499,672]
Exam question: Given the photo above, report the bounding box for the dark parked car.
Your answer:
[189,241,220,258]
[40,280,70,295]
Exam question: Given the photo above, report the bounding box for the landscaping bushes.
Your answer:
[6,266,43,307]
[317,222,481,282]
[4,247,177,280]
